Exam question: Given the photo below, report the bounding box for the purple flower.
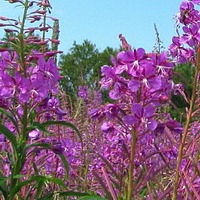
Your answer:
[128,64,162,92]
[178,1,199,25]
[109,82,125,100]
[181,23,200,47]
[47,97,60,109]
[51,142,64,154]
[89,103,120,120]
[165,120,183,133]
[169,36,195,63]
[100,65,116,89]
[30,56,60,100]
[29,129,40,140]
[117,48,146,65]
[123,103,157,131]
[150,52,174,77]
[101,121,115,132]
[190,0,200,4]
[78,85,89,100]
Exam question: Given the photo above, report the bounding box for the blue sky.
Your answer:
[0,0,182,53]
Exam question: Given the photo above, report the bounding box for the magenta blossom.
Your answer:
[123,103,157,131]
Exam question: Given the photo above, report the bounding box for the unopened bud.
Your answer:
[0,23,7,27]
[49,39,60,44]
[29,1,34,7]
[45,50,63,57]
[8,0,21,3]
[0,17,10,21]
[37,10,47,15]
[4,29,18,33]
[159,95,169,104]
[0,48,9,52]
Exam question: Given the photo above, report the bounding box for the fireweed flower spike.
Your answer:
[0,1,74,200]
[119,33,132,50]
[89,33,185,199]
[169,0,200,199]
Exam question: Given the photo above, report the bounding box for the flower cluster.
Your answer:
[0,51,60,107]
[87,45,185,198]
[99,48,175,133]
[169,0,200,63]
[0,1,70,199]
[169,1,200,198]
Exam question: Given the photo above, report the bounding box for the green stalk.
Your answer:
[9,2,30,199]
[18,0,29,75]
[41,6,47,53]
[20,1,29,35]
[127,129,137,200]
[172,49,200,200]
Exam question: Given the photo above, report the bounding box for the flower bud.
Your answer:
[8,0,21,3]
[159,95,169,104]
[51,142,64,154]
[29,1,34,7]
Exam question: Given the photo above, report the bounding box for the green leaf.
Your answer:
[0,176,8,197]
[0,124,17,149]
[31,120,83,143]
[10,179,34,198]
[78,195,107,200]
[0,185,8,199]
[42,120,82,143]
[41,175,66,188]
[38,191,91,200]
[13,174,24,179]
[31,120,83,148]
[35,180,44,199]
[32,162,39,173]
[0,108,18,132]
[25,141,70,177]
[27,123,52,135]
[25,142,52,152]
[57,153,69,178]
[10,175,66,199]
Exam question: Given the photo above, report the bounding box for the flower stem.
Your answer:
[172,50,200,199]
[127,129,137,200]
[18,0,29,74]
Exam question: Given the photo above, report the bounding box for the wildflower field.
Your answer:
[0,0,200,199]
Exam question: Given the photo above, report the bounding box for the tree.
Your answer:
[59,40,118,98]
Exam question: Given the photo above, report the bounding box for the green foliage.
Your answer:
[0,108,84,199]
[0,124,17,152]
[9,175,66,200]
[59,40,117,99]
[170,63,194,121]
[173,63,194,99]
[78,196,107,200]
[37,191,106,200]
[32,120,83,144]
[0,32,43,53]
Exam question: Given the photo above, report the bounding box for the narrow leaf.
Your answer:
[25,142,52,152]
[78,196,107,200]
[38,120,83,143]
[57,153,69,178]
[0,108,18,131]
[10,175,66,198]
[0,124,17,148]
[38,191,90,200]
